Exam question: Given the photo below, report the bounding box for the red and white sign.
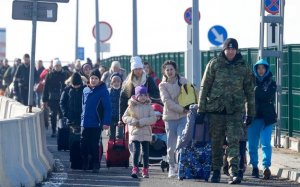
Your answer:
[92,21,113,43]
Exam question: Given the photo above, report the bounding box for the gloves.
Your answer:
[195,112,205,124]
[243,116,253,127]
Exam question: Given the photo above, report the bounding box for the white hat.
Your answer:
[130,56,143,70]
[53,58,61,66]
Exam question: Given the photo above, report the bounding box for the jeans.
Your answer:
[248,119,273,169]
[165,116,187,167]
[132,141,149,168]
[49,103,62,134]
[109,121,124,139]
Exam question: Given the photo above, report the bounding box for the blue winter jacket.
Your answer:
[81,83,112,128]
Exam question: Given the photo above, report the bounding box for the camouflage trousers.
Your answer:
[208,113,243,176]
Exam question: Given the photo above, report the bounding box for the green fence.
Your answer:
[101,44,300,137]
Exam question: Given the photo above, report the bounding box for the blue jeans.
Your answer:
[248,119,273,169]
[165,116,187,167]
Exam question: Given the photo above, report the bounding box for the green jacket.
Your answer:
[198,52,255,116]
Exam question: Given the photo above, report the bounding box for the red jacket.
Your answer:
[151,119,165,134]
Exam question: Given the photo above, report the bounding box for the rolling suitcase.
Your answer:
[106,136,130,168]
[57,118,70,151]
[178,117,211,181]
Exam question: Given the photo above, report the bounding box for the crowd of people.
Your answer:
[0,37,277,184]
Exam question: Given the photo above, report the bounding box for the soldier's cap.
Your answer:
[223,38,238,51]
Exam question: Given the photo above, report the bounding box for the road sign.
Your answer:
[92,21,113,42]
[77,47,84,60]
[184,7,200,25]
[12,1,58,22]
[265,0,280,15]
[208,25,227,46]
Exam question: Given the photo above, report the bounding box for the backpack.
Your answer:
[177,76,198,110]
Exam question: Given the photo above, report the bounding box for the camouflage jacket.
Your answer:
[198,52,255,116]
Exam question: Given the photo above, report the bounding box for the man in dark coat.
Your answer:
[43,58,67,137]
[13,54,38,105]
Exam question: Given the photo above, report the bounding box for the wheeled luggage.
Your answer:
[178,116,211,181]
[57,118,69,151]
[106,137,130,168]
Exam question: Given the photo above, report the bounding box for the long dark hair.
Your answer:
[162,60,178,81]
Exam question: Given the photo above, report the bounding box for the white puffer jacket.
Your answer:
[122,97,156,143]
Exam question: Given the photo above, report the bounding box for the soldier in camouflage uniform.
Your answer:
[196,38,255,184]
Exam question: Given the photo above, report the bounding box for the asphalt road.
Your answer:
[39,130,299,187]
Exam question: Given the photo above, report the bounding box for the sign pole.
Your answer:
[192,0,200,88]
[132,0,138,56]
[28,0,38,112]
[95,0,100,61]
[75,0,79,61]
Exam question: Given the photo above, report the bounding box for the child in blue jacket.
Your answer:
[248,59,277,179]
[81,69,112,173]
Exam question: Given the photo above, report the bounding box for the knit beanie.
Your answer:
[130,56,144,70]
[135,85,148,97]
[53,58,61,66]
[71,72,82,86]
[89,69,101,79]
[223,38,238,51]
[110,72,123,82]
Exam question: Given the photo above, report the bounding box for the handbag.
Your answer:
[34,81,44,93]
[177,76,198,110]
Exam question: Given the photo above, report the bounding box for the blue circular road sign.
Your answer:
[265,0,280,15]
[208,25,227,46]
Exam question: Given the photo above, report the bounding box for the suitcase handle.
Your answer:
[112,124,127,147]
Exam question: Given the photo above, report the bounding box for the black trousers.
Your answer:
[49,101,62,134]
[81,127,101,169]
[132,141,150,168]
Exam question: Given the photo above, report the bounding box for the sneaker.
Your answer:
[263,168,271,180]
[131,166,139,178]
[228,175,242,184]
[168,166,176,178]
[142,168,149,178]
[252,167,259,178]
[211,170,221,183]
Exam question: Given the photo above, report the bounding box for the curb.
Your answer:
[269,164,300,183]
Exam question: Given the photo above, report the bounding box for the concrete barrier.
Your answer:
[0,96,54,187]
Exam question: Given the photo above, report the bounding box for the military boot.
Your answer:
[211,170,221,183]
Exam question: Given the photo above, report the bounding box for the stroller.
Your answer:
[138,103,169,172]
[149,134,169,172]
[149,103,169,172]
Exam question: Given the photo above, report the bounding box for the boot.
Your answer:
[92,163,100,173]
[211,170,221,183]
[263,168,271,179]
[252,167,259,178]
[237,170,244,180]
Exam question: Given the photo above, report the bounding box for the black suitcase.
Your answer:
[57,118,70,151]
[69,129,82,169]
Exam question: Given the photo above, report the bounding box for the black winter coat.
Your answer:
[254,72,277,126]
[13,64,38,97]
[119,76,160,121]
[60,85,85,125]
[42,70,67,106]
